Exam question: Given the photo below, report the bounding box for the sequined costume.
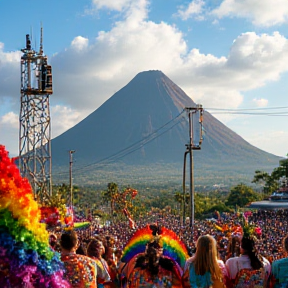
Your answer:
[61,253,97,288]
[225,254,271,282]
[127,255,182,288]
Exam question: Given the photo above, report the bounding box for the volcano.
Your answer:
[51,70,280,186]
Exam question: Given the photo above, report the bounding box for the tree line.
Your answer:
[44,157,287,221]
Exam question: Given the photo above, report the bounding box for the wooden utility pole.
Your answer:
[69,150,75,210]
[183,105,204,228]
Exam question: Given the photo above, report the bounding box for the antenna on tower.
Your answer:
[30,26,33,49]
[39,24,43,55]
[19,27,53,200]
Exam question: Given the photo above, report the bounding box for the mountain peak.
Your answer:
[51,71,280,185]
[135,70,164,78]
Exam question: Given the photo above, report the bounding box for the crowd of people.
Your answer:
[42,209,288,288]
[2,143,287,288]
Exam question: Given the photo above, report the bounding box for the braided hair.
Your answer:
[241,236,263,270]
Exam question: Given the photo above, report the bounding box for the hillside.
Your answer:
[51,70,281,187]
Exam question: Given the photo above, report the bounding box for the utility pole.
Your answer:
[183,105,203,228]
[69,150,75,211]
[182,150,189,225]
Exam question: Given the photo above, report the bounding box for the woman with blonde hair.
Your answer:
[182,235,227,288]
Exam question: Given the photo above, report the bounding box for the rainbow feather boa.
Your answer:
[121,225,189,268]
[0,145,70,287]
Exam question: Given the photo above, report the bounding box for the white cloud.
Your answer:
[252,98,268,107]
[71,36,89,51]
[0,106,84,156]
[176,0,205,21]
[51,2,187,110]
[188,87,244,124]
[0,43,21,106]
[1,0,288,157]
[168,32,288,111]
[246,130,288,157]
[52,28,288,115]
[51,105,84,138]
[1,111,18,126]
[2,3,287,116]
[211,0,288,27]
[0,42,22,62]
[91,0,138,12]
[0,112,18,156]
[225,32,288,85]
[124,0,149,26]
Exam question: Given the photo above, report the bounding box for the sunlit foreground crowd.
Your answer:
[0,144,288,288]
[42,212,288,288]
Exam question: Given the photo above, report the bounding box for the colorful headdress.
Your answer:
[121,224,189,269]
[0,145,69,287]
[214,223,242,238]
[239,212,262,240]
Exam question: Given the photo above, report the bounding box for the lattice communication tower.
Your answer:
[19,28,53,201]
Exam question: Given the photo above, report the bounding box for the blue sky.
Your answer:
[0,0,288,158]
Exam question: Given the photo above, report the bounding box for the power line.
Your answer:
[53,105,288,179]
[205,106,288,116]
[209,111,288,116]
[73,116,187,177]
[53,110,186,177]
[205,106,288,111]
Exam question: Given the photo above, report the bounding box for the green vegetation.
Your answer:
[49,156,287,221]
[225,183,260,207]
[252,157,288,197]
[52,161,266,188]
[49,183,250,221]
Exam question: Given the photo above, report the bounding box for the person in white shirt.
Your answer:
[225,235,271,287]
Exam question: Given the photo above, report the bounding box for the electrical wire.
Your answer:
[53,110,186,176]
[73,115,187,177]
[209,111,288,116]
[205,106,288,116]
[52,105,288,178]
[205,106,288,111]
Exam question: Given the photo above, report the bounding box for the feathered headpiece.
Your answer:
[0,145,69,287]
[121,223,189,269]
[239,212,262,240]
[214,223,242,238]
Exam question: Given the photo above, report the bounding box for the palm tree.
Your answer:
[102,182,119,215]
[174,191,183,206]
[252,170,274,197]
[252,157,288,196]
